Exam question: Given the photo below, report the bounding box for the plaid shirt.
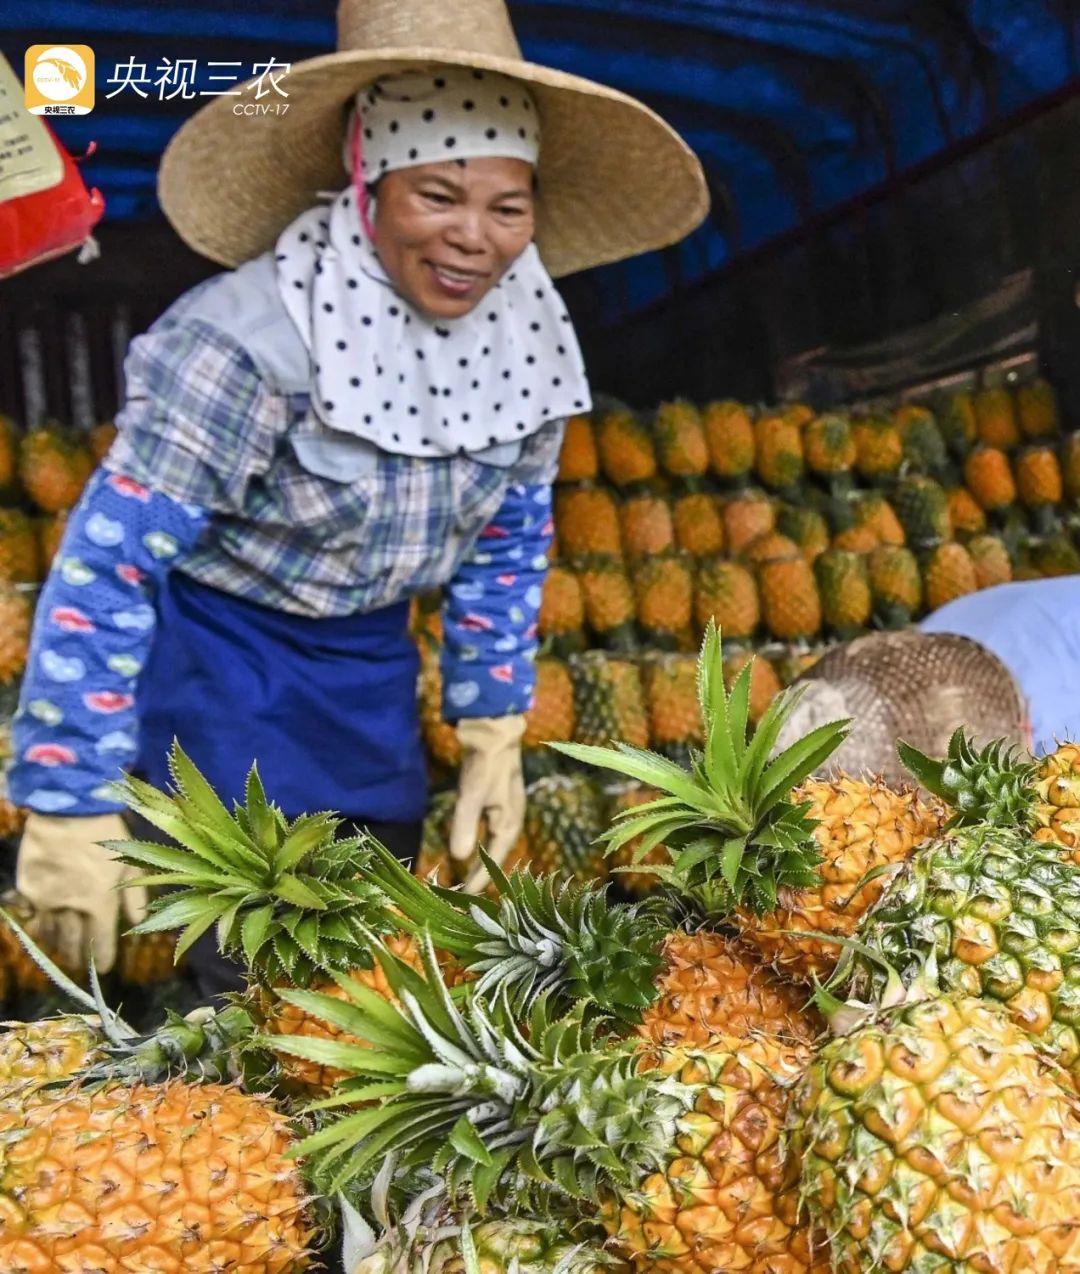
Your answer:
[9,291,562,815]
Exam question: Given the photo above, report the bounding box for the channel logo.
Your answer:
[24,45,95,116]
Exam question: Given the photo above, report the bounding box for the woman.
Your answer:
[9,0,707,995]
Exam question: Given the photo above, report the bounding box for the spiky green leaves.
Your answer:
[898,728,1037,829]
[261,935,690,1214]
[552,621,850,918]
[361,840,668,1022]
[109,742,396,988]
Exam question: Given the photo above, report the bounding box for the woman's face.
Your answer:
[373,156,536,320]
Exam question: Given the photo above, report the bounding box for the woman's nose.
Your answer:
[445,209,487,254]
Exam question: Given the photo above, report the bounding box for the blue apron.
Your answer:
[135,571,427,823]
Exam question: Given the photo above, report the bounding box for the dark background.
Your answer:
[2,2,1079,419]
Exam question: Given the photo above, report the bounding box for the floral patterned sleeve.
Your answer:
[8,469,208,814]
[440,419,563,721]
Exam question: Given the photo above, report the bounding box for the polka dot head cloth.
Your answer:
[347,69,541,185]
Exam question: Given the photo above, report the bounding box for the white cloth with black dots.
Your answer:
[273,68,591,459]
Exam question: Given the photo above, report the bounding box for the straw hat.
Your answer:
[775,631,1028,789]
[158,0,709,278]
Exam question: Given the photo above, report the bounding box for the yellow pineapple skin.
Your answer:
[597,410,658,487]
[754,415,804,491]
[721,493,776,556]
[0,586,31,683]
[757,554,822,643]
[723,651,782,727]
[1017,377,1060,439]
[946,485,987,537]
[523,658,575,749]
[0,509,40,584]
[974,385,1021,448]
[703,400,755,483]
[557,414,599,483]
[1016,443,1064,509]
[967,534,1013,590]
[964,445,1016,512]
[694,559,760,641]
[655,400,709,478]
[794,995,1080,1274]
[604,781,671,895]
[0,1016,104,1100]
[621,494,675,560]
[738,777,940,983]
[18,426,95,514]
[672,493,724,557]
[0,1080,316,1271]
[638,931,821,1048]
[539,563,586,642]
[1033,743,1080,864]
[608,1037,828,1274]
[922,541,977,611]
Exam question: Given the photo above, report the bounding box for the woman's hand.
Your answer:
[450,715,527,892]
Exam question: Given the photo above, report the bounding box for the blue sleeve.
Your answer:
[8,469,208,814]
[441,481,554,721]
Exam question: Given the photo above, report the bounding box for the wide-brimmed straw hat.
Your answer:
[775,631,1029,789]
[158,0,710,278]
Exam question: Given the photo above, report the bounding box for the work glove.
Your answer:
[15,812,148,974]
[450,714,527,894]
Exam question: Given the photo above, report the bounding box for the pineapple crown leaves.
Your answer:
[108,741,397,988]
[897,727,1038,830]
[260,932,690,1214]
[552,621,850,918]
[0,906,264,1090]
[360,838,669,1023]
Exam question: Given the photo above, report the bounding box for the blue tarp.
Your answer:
[3,2,1077,320]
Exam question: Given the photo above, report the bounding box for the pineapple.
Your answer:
[897,406,949,477]
[922,540,977,611]
[702,399,755,484]
[936,390,978,456]
[866,545,923,628]
[855,823,1080,1077]
[0,508,40,584]
[892,474,951,546]
[757,549,823,643]
[270,949,828,1274]
[741,530,801,565]
[737,776,939,983]
[964,444,1017,513]
[620,492,675,560]
[557,413,599,483]
[568,650,648,750]
[803,413,855,479]
[557,628,937,986]
[723,649,783,726]
[526,773,607,879]
[694,558,760,642]
[18,423,95,513]
[782,402,815,428]
[89,419,118,463]
[642,653,702,763]
[814,548,871,638]
[1017,376,1061,439]
[946,484,987,537]
[114,744,413,1093]
[596,407,657,487]
[671,491,724,557]
[974,384,1021,448]
[754,413,804,491]
[36,510,67,573]
[576,555,638,651]
[603,780,672,893]
[0,995,316,1271]
[0,585,31,683]
[967,533,1013,589]
[776,503,829,561]
[793,992,1080,1274]
[0,891,75,994]
[851,414,903,483]
[0,416,16,491]
[721,490,776,555]
[556,486,623,557]
[830,525,878,554]
[654,399,708,478]
[638,930,820,1048]
[852,491,905,546]
[1016,442,1063,533]
[523,656,575,750]
[634,554,693,650]
[116,928,180,987]
[538,562,587,653]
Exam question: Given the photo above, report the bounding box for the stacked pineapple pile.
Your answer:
[10,629,1080,1271]
[546,379,1078,659]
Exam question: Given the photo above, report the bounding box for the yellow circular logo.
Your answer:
[31,46,87,102]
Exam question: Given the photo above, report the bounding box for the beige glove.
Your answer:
[450,715,527,894]
[15,812,147,974]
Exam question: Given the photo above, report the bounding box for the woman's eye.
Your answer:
[423,191,452,205]
[497,206,526,218]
